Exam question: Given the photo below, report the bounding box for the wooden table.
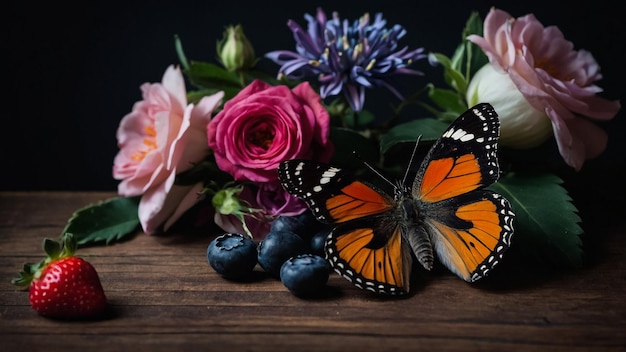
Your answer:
[1,186,625,351]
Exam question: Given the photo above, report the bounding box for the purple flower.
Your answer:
[265,8,426,112]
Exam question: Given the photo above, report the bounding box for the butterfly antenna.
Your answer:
[401,135,422,186]
[351,151,396,189]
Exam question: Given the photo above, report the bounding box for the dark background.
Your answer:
[4,1,624,191]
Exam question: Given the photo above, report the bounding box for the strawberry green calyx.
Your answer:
[11,232,78,288]
[12,232,107,319]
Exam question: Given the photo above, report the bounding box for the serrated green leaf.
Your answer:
[380,118,450,154]
[490,172,583,267]
[62,196,141,246]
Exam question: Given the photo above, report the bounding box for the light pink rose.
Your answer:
[207,79,334,182]
[467,8,620,170]
[113,65,224,234]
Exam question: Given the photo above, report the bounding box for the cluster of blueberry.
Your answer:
[206,212,333,296]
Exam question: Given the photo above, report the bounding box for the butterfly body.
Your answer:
[278,103,515,295]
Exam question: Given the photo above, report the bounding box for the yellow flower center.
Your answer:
[535,57,566,80]
[131,125,157,161]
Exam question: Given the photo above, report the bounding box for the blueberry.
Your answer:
[207,233,258,279]
[270,215,306,234]
[310,227,331,256]
[270,211,324,240]
[257,230,307,278]
[280,254,330,295]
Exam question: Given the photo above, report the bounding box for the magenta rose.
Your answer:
[207,79,334,182]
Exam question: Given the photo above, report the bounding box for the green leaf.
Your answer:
[429,53,468,94]
[174,34,190,71]
[449,39,466,73]
[246,68,285,86]
[11,263,36,287]
[448,12,488,80]
[43,238,61,259]
[184,61,243,97]
[329,127,379,169]
[426,84,467,118]
[344,109,376,129]
[62,196,141,246]
[380,118,450,154]
[461,11,484,38]
[460,12,488,79]
[450,12,482,71]
[175,157,233,187]
[490,172,583,268]
[61,232,78,256]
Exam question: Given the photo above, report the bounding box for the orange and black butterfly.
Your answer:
[277,103,515,295]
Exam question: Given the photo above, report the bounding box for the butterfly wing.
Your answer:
[420,191,514,282]
[278,160,412,294]
[412,103,515,282]
[325,215,412,295]
[278,160,395,224]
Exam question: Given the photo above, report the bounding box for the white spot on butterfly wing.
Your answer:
[449,128,475,142]
[451,129,465,139]
[460,133,475,142]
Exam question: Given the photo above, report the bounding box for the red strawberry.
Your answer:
[12,233,108,319]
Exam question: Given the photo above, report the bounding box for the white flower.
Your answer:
[466,63,552,149]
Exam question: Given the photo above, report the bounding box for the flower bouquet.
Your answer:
[44,7,619,295]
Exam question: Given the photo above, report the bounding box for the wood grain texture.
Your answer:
[0,190,625,351]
